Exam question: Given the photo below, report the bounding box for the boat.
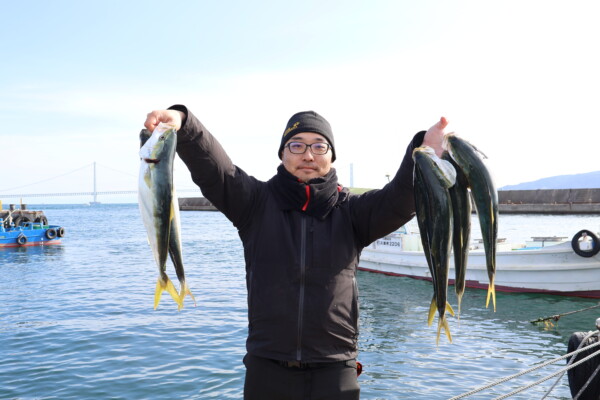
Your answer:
[0,206,65,248]
[359,225,600,298]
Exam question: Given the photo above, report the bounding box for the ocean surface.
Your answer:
[2,203,600,400]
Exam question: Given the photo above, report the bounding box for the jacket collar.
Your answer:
[269,164,347,219]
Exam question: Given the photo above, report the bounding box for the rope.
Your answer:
[530,303,600,324]
[449,335,600,400]
[491,347,600,400]
[574,362,600,400]
[540,330,599,399]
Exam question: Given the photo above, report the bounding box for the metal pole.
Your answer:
[93,162,97,204]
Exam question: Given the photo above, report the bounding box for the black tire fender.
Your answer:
[571,230,600,257]
[13,215,32,227]
[45,228,57,240]
[57,227,65,237]
[16,234,27,245]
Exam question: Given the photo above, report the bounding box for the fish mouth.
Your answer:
[144,158,160,164]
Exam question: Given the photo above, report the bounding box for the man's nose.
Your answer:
[302,148,315,160]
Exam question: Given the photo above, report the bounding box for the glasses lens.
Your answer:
[288,142,306,154]
[311,143,329,155]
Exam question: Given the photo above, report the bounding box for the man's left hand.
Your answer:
[422,116,449,157]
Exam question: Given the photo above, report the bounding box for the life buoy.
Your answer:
[57,227,65,237]
[571,230,600,257]
[45,228,57,239]
[17,235,27,245]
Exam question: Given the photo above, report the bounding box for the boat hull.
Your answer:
[359,240,600,298]
[0,225,64,248]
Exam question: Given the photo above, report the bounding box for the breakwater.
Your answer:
[499,189,600,214]
[178,188,600,214]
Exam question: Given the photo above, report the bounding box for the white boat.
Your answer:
[359,225,600,298]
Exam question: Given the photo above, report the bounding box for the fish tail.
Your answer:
[436,315,453,345]
[445,301,455,317]
[485,278,497,312]
[177,281,197,311]
[456,294,463,319]
[428,297,437,326]
[154,275,182,310]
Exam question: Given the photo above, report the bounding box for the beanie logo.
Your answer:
[283,122,300,137]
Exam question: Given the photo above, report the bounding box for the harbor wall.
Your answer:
[178,188,600,214]
[498,189,600,214]
[179,197,217,211]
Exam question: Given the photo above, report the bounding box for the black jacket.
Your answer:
[173,105,425,363]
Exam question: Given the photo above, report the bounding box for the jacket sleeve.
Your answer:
[349,130,425,248]
[169,105,260,228]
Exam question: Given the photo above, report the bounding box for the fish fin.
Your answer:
[427,297,437,326]
[436,315,453,345]
[154,275,182,310]
[445,301,455,317]
[177,282,197,311]
[485,278,497,312]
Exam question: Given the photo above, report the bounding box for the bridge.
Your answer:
[0,162,201,204]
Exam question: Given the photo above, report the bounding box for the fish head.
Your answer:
[139,123,177,165]
[413,146,457,188]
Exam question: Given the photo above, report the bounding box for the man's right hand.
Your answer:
[144,110,185,131]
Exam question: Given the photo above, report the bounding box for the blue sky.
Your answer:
[1,0,599,204]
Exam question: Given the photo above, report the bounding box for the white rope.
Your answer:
[449,333,600,400]
[540,330,599,399]
[491,347,600,400]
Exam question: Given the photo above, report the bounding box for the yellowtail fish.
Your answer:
[138,123,195,310]
[444,134,498,311]
[413,146,456,344]
[442,151,471,316]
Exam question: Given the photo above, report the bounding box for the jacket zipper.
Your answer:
[296,216,307,360]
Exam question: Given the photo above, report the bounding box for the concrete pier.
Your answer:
[178,197,217,211]
[178,188,600,214]
[498,189,600,214]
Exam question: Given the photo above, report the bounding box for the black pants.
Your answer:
[243,354,360,400]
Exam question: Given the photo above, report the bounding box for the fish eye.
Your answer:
[159,135,165,140]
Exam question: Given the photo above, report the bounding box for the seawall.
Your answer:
[498,189,600,214]
[178,188,600,214]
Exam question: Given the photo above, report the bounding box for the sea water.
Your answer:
[1,204,600,399]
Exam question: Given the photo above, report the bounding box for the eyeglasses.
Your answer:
[285,142,331,155]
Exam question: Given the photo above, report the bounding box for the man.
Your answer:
[144,106,447,399]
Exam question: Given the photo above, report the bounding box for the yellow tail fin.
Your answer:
[427,297,437,326]
[436,315,453,345]
[154,275,182,310]
[485,278,497,312]
[177,282,197,311]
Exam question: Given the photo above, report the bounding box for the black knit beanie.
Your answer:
[278,111,336,162]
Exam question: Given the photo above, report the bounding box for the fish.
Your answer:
[444,134,498,311]
[442,152,471,316]
[138,123,194,310]
[413,146,456,344]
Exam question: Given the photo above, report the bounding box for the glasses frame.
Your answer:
[285,141,331,155]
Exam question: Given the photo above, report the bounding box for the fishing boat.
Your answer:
[0,207,65,248]
[359,225,600,298]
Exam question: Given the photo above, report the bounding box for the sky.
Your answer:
[1,0,599,204]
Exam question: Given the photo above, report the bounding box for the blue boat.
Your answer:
[0,217,65,248]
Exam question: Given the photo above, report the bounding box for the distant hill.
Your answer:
[500,170,600,190]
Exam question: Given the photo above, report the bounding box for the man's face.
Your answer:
[281,132,333,183]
